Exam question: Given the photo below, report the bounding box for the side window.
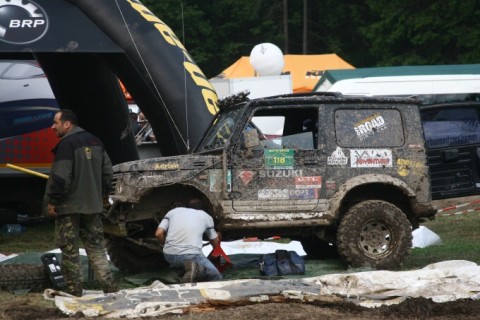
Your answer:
[198,107,243,151]
[421,107,480,148]
[335,109,404,147]
[242,108,318,150]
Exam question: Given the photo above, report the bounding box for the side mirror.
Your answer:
[243,128,260,149]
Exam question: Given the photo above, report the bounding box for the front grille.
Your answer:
[110,174,120,195]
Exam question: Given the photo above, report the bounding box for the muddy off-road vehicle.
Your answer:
[103,92,437,272]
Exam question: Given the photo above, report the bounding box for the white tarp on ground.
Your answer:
[202,239,307,256]
[45,260,480,318]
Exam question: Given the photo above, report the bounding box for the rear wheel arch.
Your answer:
[328,175,416,223]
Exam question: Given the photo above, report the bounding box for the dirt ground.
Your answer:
[2,294,480,320]
[2,195,479,319]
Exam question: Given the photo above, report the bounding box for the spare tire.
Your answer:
[0,264,49,292]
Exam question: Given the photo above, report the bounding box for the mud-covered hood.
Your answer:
[112,155,221,173]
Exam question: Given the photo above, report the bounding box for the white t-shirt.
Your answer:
[159,207,217,255]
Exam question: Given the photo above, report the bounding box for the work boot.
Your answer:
[64,282,83,297]
[102,281,119,294]
[181,260,199,283]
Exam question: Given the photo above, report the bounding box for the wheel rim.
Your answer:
[359,219,393,257]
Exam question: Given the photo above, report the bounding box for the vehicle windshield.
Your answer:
[196,106,245,152]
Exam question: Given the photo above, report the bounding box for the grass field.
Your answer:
[1,210,480,270]
[1,220,56,255]
[404,211,480,269]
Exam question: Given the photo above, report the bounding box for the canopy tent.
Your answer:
[214,54,354,93]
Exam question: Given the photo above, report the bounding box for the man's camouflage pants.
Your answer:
[55,213,117,296]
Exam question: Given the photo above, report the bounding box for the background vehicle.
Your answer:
[0,60,154,224]
[0,60,58,224]
[105,93,436,271]
[315,65,480,199]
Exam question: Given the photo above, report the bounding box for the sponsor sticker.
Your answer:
[238,170,255,185]
[295,176,322,189]
[258,189,289,200]
[264,149,294,169]
[154,162,179,170]
[350,149,392,168]
[289,188,318,199]
[325,180,336,190]
[209,169,222,192]
[226,169,232,192]
[353,113,387,141]
[327,147,348,165]
[258,188,318,200]
[258,169,303,178]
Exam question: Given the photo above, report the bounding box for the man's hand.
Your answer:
[155,227,166,246]
[47,204,57,217]
[210,236,221,249]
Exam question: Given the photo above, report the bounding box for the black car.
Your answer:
[420,95,480,200]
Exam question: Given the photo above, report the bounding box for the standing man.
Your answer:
[155,198,223,283]
[44,109,117,296]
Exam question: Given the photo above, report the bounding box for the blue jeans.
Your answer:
[163,253,222,282]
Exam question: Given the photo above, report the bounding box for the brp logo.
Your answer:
[0,0,48,44]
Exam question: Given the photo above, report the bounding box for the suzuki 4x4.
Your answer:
[104,92,437,272]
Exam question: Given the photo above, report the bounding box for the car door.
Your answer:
[229,106,324,212]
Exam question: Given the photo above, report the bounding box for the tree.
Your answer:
[143,0,285,77]
[363,0,480,65]
[285,0,375,66]
[143,0,480,76]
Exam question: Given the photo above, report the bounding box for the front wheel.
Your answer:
[336,200,412,270]
[106,236,167,273]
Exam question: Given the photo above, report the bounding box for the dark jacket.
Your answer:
[44,126,113,215]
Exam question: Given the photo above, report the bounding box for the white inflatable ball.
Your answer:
[249,43,284,76]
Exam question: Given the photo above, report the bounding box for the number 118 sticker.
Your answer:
[264,149,294,169]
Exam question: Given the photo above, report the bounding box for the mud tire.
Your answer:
[106,236,166,273]
[336,200,412,270]
[0,264,49,292]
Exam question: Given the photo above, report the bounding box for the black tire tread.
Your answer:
[106,236,165,273]
[336,200,412,270]
[0,264,49,292]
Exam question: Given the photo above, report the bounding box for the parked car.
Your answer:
[420,97,480,199]
[0,60,54,103]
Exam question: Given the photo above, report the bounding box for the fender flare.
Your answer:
[327,174,416,217]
